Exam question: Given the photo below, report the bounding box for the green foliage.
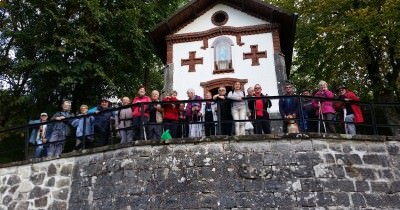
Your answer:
[268,0,400,101]
[0,0,187,130]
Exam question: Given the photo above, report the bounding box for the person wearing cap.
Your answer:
[90,98,114,146]
[29,113,52,158]
[336,85,364,135]
[48,100,75,157]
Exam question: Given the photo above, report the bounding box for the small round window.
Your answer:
[211,11,228,26]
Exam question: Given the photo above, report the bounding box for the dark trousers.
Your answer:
[204,112,215,136]
[132,117,148,140]
[254,115,271,134]
[164,119,178,138]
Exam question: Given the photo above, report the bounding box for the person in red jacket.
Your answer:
[132,85,151,140]
[162,90,179,138]
[336,85,364,135]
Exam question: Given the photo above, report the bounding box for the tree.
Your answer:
[268,0,399,101]
[0,0,187,129]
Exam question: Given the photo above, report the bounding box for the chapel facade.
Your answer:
[151,0,297,109]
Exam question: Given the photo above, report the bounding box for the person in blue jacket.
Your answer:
[72,105,94,150]
[89,98,113,146]
[29,113,52,158]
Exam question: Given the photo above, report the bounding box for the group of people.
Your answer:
[29,81,364,158]
[279,81,364,135]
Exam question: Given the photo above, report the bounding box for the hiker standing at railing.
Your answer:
[162,90,179,138]
[29,113,51,158]
[301,89,317,132]
[201,91,216,136]
[335,85,364,135]
[279,82,300,133]
[89,98,113,146]
[228,81,247,136]
[185,88,203,138]
[250,84,272,134]
[72,105,94,150]
[48,100,74,157]
[312,81,336,133]
[148,90,163,140]
[115,97,133,143]
[213,87,232,135]
[131,85,151,140]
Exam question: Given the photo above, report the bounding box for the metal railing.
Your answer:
[0,95,399,164]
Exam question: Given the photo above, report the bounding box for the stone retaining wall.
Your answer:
[1,135,400,209]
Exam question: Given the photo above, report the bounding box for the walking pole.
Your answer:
[319,101,327,133]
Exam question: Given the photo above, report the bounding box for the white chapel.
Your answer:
[150,0,297,110]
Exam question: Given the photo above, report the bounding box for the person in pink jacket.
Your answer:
[313,80,336,133]
[131,85,151,140]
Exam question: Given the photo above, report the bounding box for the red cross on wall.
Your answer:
[181,51,203,72]
[243,45,267,66]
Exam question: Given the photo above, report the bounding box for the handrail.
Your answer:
[0,95,399,163]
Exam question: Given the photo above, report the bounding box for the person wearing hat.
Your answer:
[336,85,364,135]
[88,98,114,146]
[29,112,52,158]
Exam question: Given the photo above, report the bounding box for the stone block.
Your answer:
[180,193,199,209]
[28,186,50,199]
[30,173,45,185]
[351,192,366,208]
[300,178,323,192]
[378,169,394,179]
[46,177,55,187]
[52,188,69,200]
[296,152,322,166]
[312,140,328,151]
[218,192,236,208]
[323,153,335,164]
[236,192,275,208]
[363,154,390,167]
[274,192,297,207]
[264,179,291,192]
[337,180,355,192]
[328,143,342,152]
[159,194,180,209]
[355,181,370,192]
[60,164,73,176]
[390,180,400,193]
[263,153,280,166]
[198,193,218,208]
[335,154,363,165]
[291,140,313,152]
[2,195,12,206]
[370,181,389,192]
[335,192,350,207]
[296,192,317,207]
[6,175,21,186]
[320,178,338,191]
[34,196,47,207]
[14,201,29,210]
[387,142,400,155]
[315,192,336,207]
[291,165,315,178]
[331,165,346,178]
[345,167,377,180]
[363,193,382,208]
[368,144,387,153]
[68,201,90,210]
[47,163,57,176]
[381,194,400,209]
[314,164,335,178]
[18,181,34,193]
[272,166,292,179]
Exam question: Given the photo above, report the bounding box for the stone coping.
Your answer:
[0,133,396,169]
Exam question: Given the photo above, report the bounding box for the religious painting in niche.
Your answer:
[211,36,234,74]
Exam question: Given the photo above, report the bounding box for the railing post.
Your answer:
[140,103,146,140]
[298,95,306,133]
[370,103,378,135]
[25,126,30,160]
[216,99,222,135]
[82,115,87,149]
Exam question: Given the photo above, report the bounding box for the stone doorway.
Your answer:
[200,78,248,96]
